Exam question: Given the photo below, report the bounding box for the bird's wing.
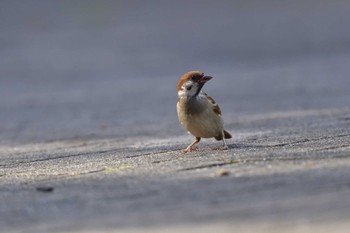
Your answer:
[203,93,222,115]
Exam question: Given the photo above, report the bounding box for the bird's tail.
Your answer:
[215,130,232,140]
[224,130,232,139]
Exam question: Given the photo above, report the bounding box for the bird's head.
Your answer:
[177,71,212,97]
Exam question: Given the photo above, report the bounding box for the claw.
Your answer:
[180,146,198,153]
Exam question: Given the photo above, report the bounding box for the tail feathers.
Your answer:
[215,130,232,140]
[224,130,232,139]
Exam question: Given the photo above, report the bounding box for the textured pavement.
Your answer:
[1,1,350,232]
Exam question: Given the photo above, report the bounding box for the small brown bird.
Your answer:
[177,71,232,153]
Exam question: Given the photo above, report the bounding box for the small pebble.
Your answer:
[215,170,230,177]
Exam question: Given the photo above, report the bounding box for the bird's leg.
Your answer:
[181,137,201,153]
[222,130,229,150]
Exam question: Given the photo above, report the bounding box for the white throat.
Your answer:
[178,81,202,98]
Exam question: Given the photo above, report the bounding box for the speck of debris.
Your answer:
[215,170,230,177]
[36,187,54,193]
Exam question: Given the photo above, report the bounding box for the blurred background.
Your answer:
[1,0,350,144]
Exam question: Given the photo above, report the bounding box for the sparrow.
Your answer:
[177,71,232,153]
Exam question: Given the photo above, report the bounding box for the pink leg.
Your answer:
[181,137,201,153]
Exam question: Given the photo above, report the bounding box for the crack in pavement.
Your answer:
[177,160,241,172]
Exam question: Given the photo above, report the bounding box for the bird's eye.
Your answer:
[186,85,192,90]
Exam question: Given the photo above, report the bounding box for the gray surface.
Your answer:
[1,1,350,232]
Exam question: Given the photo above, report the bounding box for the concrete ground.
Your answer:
[1,1,350,232]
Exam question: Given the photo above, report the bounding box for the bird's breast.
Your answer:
[177,97,223,138]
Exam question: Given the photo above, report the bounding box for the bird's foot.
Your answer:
[222,145,229,150]
[180,146,198,153]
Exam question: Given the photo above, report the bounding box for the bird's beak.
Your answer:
[197,76,212,84]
